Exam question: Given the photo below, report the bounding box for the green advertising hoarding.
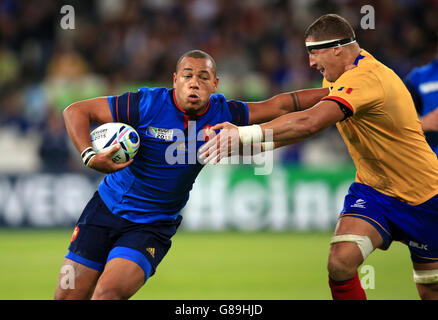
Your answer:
[181,164,356,231]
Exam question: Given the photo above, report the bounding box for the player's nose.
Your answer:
[308,54,317,69]
[189,77,200,88]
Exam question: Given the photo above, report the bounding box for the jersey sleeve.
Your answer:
[107,90,143,129]
[226,100,249,126]
[321,69,384,115]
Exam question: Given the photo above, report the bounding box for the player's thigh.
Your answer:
[329,216,384,267]
[334,216,384,248]
[413,261,438,300]
[92,257,145,300]
[54,258,101,300]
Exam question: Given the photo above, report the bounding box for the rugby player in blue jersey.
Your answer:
[55,50,329,299]
[405,55,438,155]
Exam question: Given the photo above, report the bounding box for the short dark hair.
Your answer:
[176,50,217,76]
[304,14,355,41]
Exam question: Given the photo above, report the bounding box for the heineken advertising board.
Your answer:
[0,165,355,230]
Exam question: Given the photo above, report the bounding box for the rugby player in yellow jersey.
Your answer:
[200,14,438,300]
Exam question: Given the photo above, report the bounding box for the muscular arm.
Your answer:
[63,97,132,173]
[247,88,330,124]
[63,97,113,153]
[199,100,346,163]
[260,100,346,144]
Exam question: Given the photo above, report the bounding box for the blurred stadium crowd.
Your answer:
[0,0,436,173]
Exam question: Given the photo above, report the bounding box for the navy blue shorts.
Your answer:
[340,183,438,263]
[66,191,182,282]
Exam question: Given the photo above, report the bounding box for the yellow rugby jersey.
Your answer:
[322,50,438,205]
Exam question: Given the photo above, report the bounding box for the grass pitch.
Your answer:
[0,229,418,300]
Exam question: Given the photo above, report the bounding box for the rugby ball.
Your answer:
[90,122,140,163]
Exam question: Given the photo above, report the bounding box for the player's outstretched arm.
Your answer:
[199,100,345,163]
[247,88,329,124]
[259,99,345,142]
[63,97,133,173]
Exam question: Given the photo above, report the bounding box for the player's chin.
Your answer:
[185,101,205,112]
[324,73,334,82]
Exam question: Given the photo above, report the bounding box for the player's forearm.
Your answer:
[63,102,94,154]
[243,100,343,145]
[249,139,301,155]
[292,88,330,112]
[63,97,113,154]
[248,88,329,124]
[271,88,330,115]
[260,112,318,143]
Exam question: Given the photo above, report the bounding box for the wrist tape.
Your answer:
[81,147,97,167]
[261,141,275,152]
[238,125,264,145]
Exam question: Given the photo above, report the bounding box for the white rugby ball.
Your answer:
[90,122,140,163]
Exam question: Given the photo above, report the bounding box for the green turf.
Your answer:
[0,229,418,300]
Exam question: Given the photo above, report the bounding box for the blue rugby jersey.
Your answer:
[405,59,438,154]
[98,87,248,223]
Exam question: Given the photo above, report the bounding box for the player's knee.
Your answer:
[54,285,91,300]
[327,245,360,280]
[414,269,438,300]
[54,288,69,300]
[417,283,438,300]
[327,254,355,280]
[92,286,124,300]
[328,234,374,280]
[92,283,128,300]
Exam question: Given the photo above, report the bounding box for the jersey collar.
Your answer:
[353,51,365,66]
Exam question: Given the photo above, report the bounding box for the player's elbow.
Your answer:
[62,104,74,126]
[63,102,78,120]
[63,101,88,123]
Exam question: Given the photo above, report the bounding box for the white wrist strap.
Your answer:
[81,147,97,167]
[238,125,264,144]
[261,141,275,152]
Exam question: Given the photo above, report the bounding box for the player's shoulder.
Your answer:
[335,65,377,86]
[407,59,438,82]
[209,92,227,103]
[210,92,247,105]
[208,93,229,110]
[337,51,383,85]
[135,86,171,107]
[137,86,170,98]
[208,93,249,126]
[132,86,171,123]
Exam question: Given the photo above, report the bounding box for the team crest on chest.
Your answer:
[202,125,214,141]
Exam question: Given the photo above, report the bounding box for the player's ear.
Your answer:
[173,72,177,87]
[333,46,343,56]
